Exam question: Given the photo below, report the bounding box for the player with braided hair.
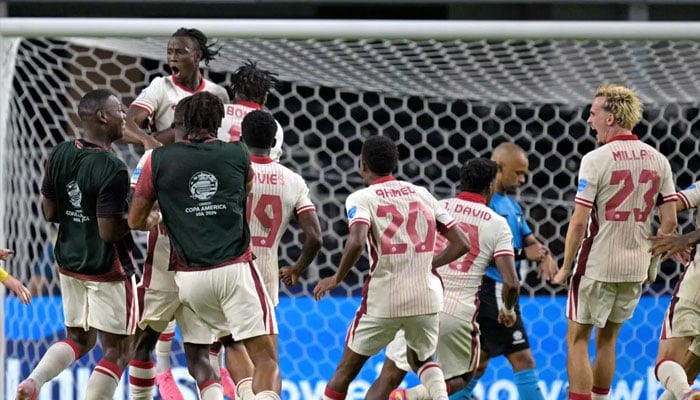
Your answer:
[218,59,285,161]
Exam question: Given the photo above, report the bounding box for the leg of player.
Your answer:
[156,320,184,400]
[16,327,97,400]
[220,335,256,400]
[128,326,161,399]
[566,320,595,399]
[366,358,408,400]
[209,341,238,399]
[84,330,133,399]
[238,334,282,400]
[448,350,489,400]
[403,349,449,400]
[322,346,371,400]
[590,322,623,400]
[656,337,700,400]
[505,348,545,400]
[183,342,224,400]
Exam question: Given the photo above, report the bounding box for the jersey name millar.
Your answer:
[675,181,700,305]
[131,75,229,132]
[345,176,457,318]
[574,135,677,282]
[247,156,316,305]
[437,193,514,320]
[217,101,284,162]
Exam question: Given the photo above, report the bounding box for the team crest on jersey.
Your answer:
[66,181,82,209]
[577,178,588,193]
[189,171,218,201]
[347,206,357,219]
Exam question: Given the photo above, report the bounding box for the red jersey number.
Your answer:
[605,169,660,222]
[377,201,436,255]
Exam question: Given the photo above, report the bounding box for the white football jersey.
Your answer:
[345,176,457,318]
[131,75,229,132]
[217,102,284,162]
[574,135,677,282]
[675,182,700,305]
[130,149,152,189]
[437,193,514,320]
[247,156,316,305]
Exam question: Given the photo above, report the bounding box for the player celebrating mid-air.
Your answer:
[364,157,519,400]
[17,89,152,400]
[648,181,700,400]
[553,84,678,400]
[314,135,470,400]
[123,27,232,400]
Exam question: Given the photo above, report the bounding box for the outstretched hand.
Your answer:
[537,255,559,281]
[648,232,689,261]
[3,276,32,305]
[551,266,571,287]
[280,266,302,287]
[0,248,14,261]
[313,277,339,301]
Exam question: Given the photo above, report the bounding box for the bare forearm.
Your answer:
[333,241,364,284]
[562,221,587,268]
[293,236,323,274]
[502,283,519,310]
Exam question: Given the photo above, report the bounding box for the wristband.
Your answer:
[0,267,9,283]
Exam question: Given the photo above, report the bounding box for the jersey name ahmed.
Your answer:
[150,140,251,269]
[46,140,132,278]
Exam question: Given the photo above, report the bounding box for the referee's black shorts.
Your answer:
[477,276,531,357]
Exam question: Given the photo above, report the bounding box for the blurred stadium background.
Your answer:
[1,1,700,399]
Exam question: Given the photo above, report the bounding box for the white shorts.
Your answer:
[60,273,138,335]
[174,261,277,340]
[141,228,177,292]
[386,312,479,378]
[661,297,700,357]
[138,288,212,344]
[567,274,643,328]
[346,312,439,362]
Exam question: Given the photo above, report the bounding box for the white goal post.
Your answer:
[1,18,698,400]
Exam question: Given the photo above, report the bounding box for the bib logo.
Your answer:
[66,181,82,209]
[189,172,218,201]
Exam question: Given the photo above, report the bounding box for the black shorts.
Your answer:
[477,276,531,357]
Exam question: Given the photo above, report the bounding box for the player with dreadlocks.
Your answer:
[124,27,231,400]
[130,91,281,400]
[217,59,285,161]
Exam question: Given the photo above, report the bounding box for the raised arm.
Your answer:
[123,106,163,149]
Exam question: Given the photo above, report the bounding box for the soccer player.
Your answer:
[218,110,322,400]
[552,84,678,400]
[0,248,32,305]
[647,182,700,400]
[364,157,519,400]
[129,91,281,400]
[313,135,470,400]
[218,60,285,161]
[16,89,154,400]
[453,142,557,400]
[123,26,231,399]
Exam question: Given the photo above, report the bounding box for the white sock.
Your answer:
[659,390,676,400]
[657,360,691,400]
[200,381,224,400]
[209,348,222,379]
[255,390,281,400]
[85,360,122,400]
[237,377,255,400]
[406,385,431,400]
[156,321,176,373]
[129,360,156,399]
[592,394,609,400]
[417,362,448,400]
[29,339,79,387]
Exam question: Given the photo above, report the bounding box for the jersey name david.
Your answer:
[574,135,677,282]
[345,177,456,318]
[217,101,284,162]
[247,156,316,304]
[675,181,700,304]
[131,75,229,132]
[437,193,514,320]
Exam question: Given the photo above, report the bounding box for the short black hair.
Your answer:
[361,135,398,175]
[230,59,278,104]
[181,92,224,135]
[172,27,220,66]
[460,158,498,194]
[241,110,277,149]
[172,95,192,130]
[78,89,114,120]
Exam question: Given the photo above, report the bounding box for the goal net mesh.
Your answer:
[1,35,698,399]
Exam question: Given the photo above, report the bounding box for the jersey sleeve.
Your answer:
[677,181,700,209]
[574,152,599,209]
[292,175,316,216]
[41,153,56,200]
[130,150,152,189]
[133,155,156,201]
[345,192,371,228]
[657,159,678,205]
[97,171,129,217]
[493,218,515,259]
[516,202,533,238]
[130,77,164,117]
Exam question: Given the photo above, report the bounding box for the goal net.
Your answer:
[1,24,698,400]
